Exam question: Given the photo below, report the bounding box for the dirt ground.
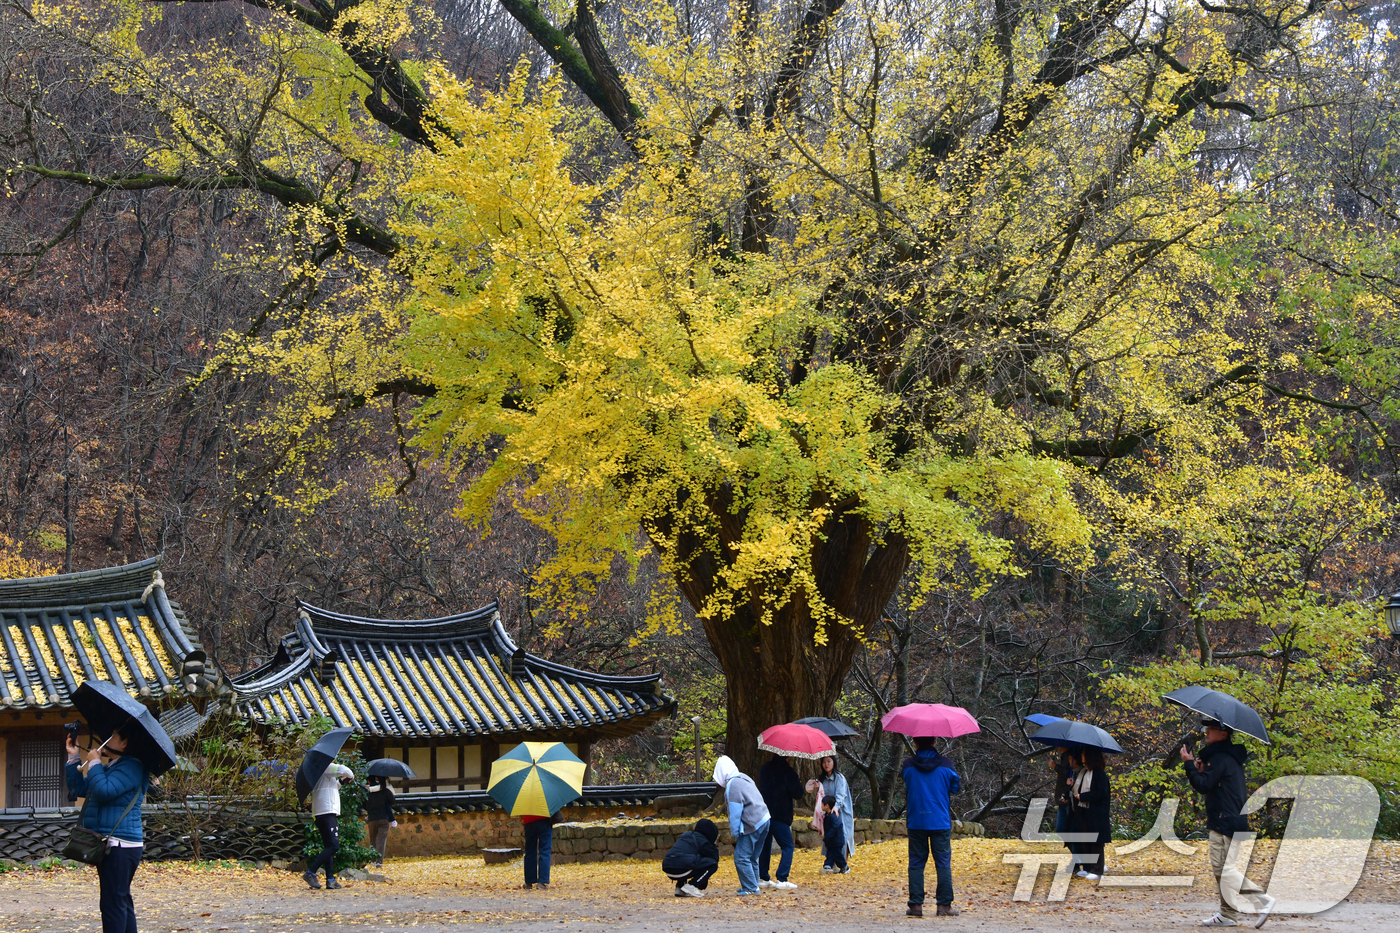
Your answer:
[2,838,1398,933]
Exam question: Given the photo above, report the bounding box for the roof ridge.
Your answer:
[295,598,500,635]
[291,601,659,687]
[0,555,163,605]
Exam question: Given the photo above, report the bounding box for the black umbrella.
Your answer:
[366,758,416,780]
[1162,686,1270,744]
[792,716,861,740]
[296,727,355,805]
[71,680,178,777]
[1028,719,1124,754]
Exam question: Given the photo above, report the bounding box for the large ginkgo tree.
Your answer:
[5,0,1385,771]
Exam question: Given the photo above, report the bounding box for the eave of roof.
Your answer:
[0,556,205,710]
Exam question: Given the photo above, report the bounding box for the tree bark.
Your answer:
[665,498,911,776]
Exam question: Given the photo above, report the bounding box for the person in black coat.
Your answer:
[756,754,804,888]
[1181,720,1275,926]
[1053,748,1075,849]
[662,818,721,897]
[1069,748,1111,879]
[364,778,398,865]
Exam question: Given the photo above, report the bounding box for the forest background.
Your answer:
[2,0,1400,840]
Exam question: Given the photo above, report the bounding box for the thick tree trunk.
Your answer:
[700,598,855,777]
[666,496,910,777]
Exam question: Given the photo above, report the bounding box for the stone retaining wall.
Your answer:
[389,812,983,862]
[3,803,981,865]
[546,817,917,864]
[386,801,690,857]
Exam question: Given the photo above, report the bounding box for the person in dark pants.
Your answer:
[98,846,143,932]
[66,725,148,933]
[304,762,353,889]
[521,815,553,889]
[365,777,398,865]
[757,753,804,889]
[662,818,721,897]
[1053,747,1075,841]
[821,795,848,873]
[903,737,961,918]
[1069,748,1111,879]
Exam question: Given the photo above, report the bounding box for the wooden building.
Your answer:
[0,558,212,808]
[2,558,677,806]
[231,600,677,792]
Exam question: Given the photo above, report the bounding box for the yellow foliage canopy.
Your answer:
[397,68,1092,636]
[10,0,1393,752]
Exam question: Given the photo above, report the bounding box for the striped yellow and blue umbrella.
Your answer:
[487,742,586,817]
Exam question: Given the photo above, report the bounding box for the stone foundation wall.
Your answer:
[385,801,702,858]
[3,804,980,865]
[389,813,983,861]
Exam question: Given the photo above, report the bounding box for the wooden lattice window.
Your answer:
[17,737,65,809]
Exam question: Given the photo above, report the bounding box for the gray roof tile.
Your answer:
[0,557,203,709]
[231,601,676,741]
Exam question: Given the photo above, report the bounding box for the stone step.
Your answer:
[482,847,522,864]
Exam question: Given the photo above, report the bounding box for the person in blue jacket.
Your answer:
[65,725,149,933]
[902,737,961,918]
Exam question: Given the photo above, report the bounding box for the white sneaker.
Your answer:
[774,880,798,890]
[757,880,775,889]
[1201,915,1239,927]
[1083,873,1100,881]
[1252,895,1275,929]
[820,866,836,873]
[679,883,704,898]
[1075,869,1089,878]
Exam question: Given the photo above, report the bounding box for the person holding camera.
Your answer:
[304,762,354,889]
[1180,720,1275,928]
[65,724,148,933]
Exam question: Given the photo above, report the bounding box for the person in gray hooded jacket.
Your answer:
[713,755,770,896]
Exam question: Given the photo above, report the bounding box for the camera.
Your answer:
[64,722,81,738]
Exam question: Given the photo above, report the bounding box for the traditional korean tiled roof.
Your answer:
[232,600,676,740]
[0,557,209,709]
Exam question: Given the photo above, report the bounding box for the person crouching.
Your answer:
[821,796,848,874]
[662,818,720,897]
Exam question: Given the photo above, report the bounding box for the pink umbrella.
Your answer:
[757,723,837,760]
[881,703,980,738]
